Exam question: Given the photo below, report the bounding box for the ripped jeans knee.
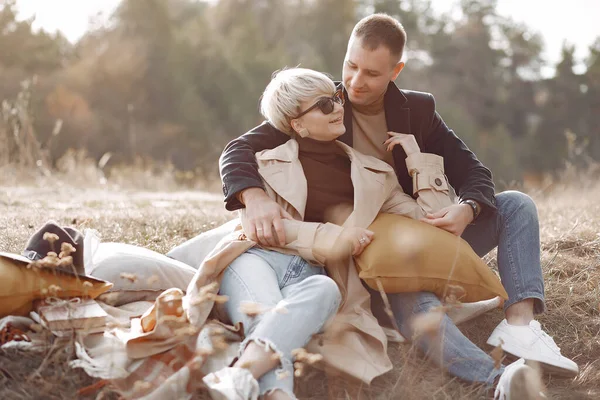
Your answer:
[239,337,297,399]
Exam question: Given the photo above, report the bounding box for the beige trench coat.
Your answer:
[183,139,452,384]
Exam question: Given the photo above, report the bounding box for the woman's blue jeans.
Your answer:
[219,247,341,398]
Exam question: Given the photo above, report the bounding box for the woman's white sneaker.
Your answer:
[494,358,546,400]
[487,319,579,377]
[203,367,259,400]
[447,296,502,325]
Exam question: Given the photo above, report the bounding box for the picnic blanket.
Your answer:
[0,294,241,400]
[0,222,244,399]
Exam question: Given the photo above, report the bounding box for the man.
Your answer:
[218,13,578,388]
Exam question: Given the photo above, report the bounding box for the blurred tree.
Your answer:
[425,0,514,182]
[528,44,585,172]
[304,0,357,76]
[206,0,292,132]
[583,38,600,162]
[452,0,504,131]
[0,0,69,74]
[0,0,598,185]
[113,0,178,123]
[0,0,72,166]
[499,20,543,138]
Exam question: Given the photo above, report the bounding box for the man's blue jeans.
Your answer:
[369,191,545,385]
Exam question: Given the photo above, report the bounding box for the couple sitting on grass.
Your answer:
[190,14,577,400]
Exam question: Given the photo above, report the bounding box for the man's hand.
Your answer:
[384,132,420,156]
[420,204,474,236]
[239,188,293,246]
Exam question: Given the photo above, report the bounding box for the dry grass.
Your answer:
[1,181,599,399]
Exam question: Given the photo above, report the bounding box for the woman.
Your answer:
[196,68,537,400]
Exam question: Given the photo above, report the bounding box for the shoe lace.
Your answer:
[533,323,561,352]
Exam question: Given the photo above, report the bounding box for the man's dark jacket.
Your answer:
[219,82,497,218]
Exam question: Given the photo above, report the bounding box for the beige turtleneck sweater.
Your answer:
[351,95,396,168]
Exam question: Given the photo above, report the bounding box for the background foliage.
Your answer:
[1,0,599,187]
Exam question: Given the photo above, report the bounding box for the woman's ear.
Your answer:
[290,118,303,135]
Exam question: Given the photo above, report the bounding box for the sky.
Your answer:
[15,0,600,76]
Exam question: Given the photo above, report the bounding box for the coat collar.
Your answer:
[256,139,392,226]
[256,139,394,172]
[256,136,298,163]
[256,140,307,218]
[338,141,391,228]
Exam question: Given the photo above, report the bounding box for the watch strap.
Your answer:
[461,199,480,220]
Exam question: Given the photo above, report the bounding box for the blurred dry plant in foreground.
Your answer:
[0,78,52,174]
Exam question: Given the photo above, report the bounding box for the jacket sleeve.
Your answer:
[279,219,345,266]
[237,209,345,266]
[219,123,290,211]
[380,153,453,218]
[422,94,497,217]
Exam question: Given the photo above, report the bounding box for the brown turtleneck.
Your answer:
[297,137,354,223]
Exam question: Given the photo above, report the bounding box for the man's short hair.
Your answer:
[351,13,407,62]
[260,68,335,134]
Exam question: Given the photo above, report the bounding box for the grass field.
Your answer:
[1,180,599,399]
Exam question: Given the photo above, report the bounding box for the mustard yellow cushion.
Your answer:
[355,213,508,303]
[0,257,113,318]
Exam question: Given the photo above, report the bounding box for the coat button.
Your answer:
[434,178,442,186]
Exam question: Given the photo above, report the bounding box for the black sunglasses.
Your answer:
[294,89,345,119]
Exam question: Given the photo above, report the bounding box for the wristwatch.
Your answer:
[460,199,481,220]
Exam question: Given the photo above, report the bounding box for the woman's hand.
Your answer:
[338,227,375,256]
[384,132,420,156]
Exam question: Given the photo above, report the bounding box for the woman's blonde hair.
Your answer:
[260,68,336,134]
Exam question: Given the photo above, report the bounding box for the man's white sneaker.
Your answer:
[202,367,259,400]
[494,358,546,400]
[487,319,579,377]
